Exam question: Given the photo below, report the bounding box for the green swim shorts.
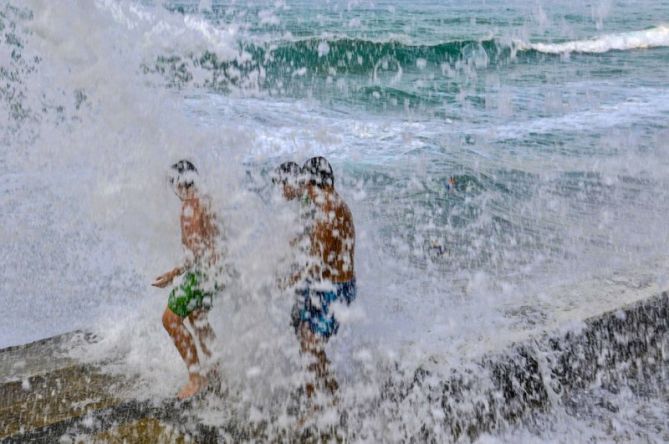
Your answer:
[167,271,215,318]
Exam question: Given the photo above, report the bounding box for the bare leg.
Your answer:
[188,309,215,358]
[298,323,338,398]
[162,307,206,399]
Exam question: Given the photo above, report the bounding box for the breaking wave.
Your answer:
[523,25,669,54]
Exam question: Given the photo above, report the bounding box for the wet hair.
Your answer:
[169,159,198,189]
[271,161,301,186]
[302,156,334,188]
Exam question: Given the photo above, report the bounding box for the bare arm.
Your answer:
[152,266,184,288]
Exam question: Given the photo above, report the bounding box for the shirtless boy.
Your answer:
[152,160,219,399]
[275,157,356,397]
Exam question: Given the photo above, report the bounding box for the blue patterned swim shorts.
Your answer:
[291,280,357,339]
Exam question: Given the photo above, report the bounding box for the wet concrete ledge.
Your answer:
[1,292,667,442]
[384,291,669,441]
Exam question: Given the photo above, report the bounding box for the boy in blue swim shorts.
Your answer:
[274,157,356,397]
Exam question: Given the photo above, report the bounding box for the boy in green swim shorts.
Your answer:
[152,160,221,400]
[167,270,216,318]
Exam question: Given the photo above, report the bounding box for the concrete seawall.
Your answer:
[1,291,667,442]
[382,291,668,441]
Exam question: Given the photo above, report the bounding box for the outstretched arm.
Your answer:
[152,266,184,288]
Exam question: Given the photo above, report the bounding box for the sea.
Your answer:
[1,0,669,441]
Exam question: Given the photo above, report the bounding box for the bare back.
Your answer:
[309,189,355,283]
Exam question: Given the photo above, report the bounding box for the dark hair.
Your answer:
[302,156,334,188]
[170,159,198,189]
[271,161,301,185]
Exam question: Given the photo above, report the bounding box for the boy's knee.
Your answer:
[189,310,211,329]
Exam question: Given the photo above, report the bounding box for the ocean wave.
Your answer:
[521,25,669,54]
[244,37,501,73]
[257,25,669,76]
[144,37,503,91]
[146,25,669,92]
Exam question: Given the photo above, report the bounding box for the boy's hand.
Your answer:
[152,272,173,288]
[152,267,181,288]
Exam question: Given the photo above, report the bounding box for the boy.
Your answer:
[152,160,219,399]
[274,158,357,397]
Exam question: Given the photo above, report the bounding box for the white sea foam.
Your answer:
[521,25,669,54]
[482,88,669,140]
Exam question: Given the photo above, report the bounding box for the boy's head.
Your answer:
[302,156,334,189]
[272,161,302,200]
[169,159,198,199]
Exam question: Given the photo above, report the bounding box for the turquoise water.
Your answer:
[155,0,669,283]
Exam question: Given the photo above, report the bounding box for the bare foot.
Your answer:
[177,373,207,400]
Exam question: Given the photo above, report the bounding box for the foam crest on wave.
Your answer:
[521,25,669,54]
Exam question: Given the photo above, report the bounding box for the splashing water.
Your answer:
[2,0,669,441]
